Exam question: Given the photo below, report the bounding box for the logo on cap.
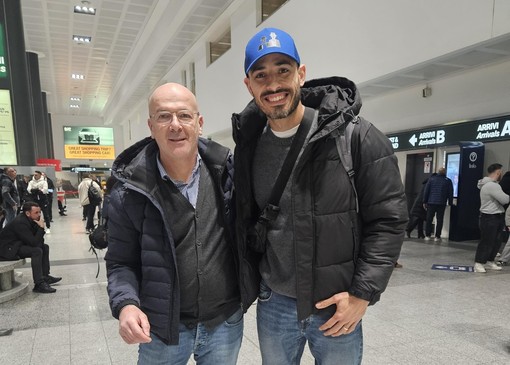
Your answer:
[258,32,281,51]
[244,27,300,75]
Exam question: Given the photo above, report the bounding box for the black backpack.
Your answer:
[87,182,102,205]
[88,200,108,278]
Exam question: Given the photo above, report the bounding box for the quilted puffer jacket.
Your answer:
[232,76,408,320]
[105,137,257,345]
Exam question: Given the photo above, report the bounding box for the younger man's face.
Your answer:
[244,53,306,121]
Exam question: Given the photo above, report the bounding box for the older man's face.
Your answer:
[6,168,16,180]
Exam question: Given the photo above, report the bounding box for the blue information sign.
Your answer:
[431,264,474,272]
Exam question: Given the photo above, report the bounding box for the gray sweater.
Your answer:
[477,177,509,214]
[253,126,297,298]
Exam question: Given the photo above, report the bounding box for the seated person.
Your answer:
[0,201,61,293]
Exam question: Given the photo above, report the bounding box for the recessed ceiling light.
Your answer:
[70,97,81,101]
[72,74,84,80]
[70,104,80,108]
[72,35,92,43]
[74,5,96,15]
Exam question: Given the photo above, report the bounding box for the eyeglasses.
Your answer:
[150,110,199,125]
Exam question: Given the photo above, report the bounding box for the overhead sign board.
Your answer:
[0,89,16,165]
[0,24,7,78]
[387,115,510,151]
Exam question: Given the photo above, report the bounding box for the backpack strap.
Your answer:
[333,116,360,212]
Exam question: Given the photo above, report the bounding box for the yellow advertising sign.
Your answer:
[0,89,17,165]
[65,145,115,159]
[63,125,115,159]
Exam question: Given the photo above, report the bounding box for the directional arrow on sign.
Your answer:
[409,134,418,146]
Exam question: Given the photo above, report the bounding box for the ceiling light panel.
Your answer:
[74,5,96,15]
[73,35,92,43]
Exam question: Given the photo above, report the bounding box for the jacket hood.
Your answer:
[232,76,361,143]
[111,136,155,182]
[477,176,494,189]
[301,76,361,120]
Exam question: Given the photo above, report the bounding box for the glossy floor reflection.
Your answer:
[1,198,509,364]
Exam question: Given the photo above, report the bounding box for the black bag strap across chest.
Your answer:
[259,107,315,222]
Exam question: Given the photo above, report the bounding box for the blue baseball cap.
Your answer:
[244,27,300,75]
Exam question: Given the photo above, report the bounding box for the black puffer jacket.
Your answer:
[105,137,254,345]
[232,76,408,320]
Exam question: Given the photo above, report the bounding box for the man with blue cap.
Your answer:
[232,28,408,364]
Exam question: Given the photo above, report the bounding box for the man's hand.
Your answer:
[315,292,369,337]
[423,203,428,210]
[36,218,45,229]
[118,305,152,344]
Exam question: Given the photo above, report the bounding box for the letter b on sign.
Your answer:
[437,130,445,144]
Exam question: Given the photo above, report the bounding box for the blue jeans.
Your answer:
[257,281,363,365]
[3,205,16,227]
[138,307,243,365]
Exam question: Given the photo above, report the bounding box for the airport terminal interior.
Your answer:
[1,199,510,364]
[1,0,510,364]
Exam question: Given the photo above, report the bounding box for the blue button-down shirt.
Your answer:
[157,153,201,208]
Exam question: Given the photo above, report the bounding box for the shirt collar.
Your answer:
[156,152,202,184]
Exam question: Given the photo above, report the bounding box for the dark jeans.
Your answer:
[425,204,446,238]
[85,204,98,230]
[47,193,53,221]
[41,204,51,229]
[475,213,505,263]
[17,244,50,285]
[406,216,424,237]
[2,205,17,226]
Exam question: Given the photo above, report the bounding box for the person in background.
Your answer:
[233,27,407,364]
[27,171,51,234]
[495,170,510,265]
[18,175,32,206]
[56,186,67,216]
[42,172,55,223]
[406,177,430,239]
[0,201,61,293]
[474,163,509,273]
[78,173,102,234]
[423,168,453,242]
[1,167,20,226]
[101,175,117,222]
[0,208,13,336]
[106,83,255,364]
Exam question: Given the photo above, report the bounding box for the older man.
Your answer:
[105,83,257,364]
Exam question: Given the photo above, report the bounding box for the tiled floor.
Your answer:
[1,199,510,364]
